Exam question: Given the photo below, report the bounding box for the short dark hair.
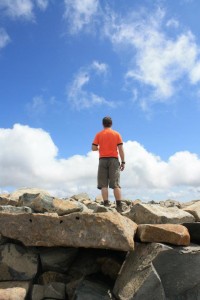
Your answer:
[102,116,112,127]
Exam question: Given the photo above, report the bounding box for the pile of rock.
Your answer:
[0,188,199,300]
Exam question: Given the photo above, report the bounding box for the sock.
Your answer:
[116,200,122,206]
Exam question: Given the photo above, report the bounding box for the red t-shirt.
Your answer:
[92,128,123,158]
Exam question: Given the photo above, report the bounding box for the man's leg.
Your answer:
[102,187,109,201]
[113,187,121,202]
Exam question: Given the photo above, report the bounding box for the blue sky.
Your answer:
[1,0,200,201]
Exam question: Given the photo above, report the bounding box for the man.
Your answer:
[92,116,125,211]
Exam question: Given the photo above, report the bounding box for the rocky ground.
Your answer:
[0,188,199,299]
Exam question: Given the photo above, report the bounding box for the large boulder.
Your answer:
[182,201,200,221]
[0,212,137,251]
[137,224,190,246]
[113,243,167,300]
[0,243,38,281]
[153,244,200,299]
[124,203,195,224]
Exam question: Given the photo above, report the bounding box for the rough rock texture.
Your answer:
[153,244,200,299]
[0,188,200,299]
[32,282,66,300]
[124,203,195,224]
[182,201,200,221]
[0,282,30,300]
[137,224,190,246]
[0,211,137,250]
[183,222,200,243]
[113,243,168,300]
[0,243,38,281]
[72,277,114,300]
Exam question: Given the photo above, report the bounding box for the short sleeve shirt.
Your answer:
[92,128,123,158]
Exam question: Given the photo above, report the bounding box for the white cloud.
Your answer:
[35,0,49,11]
[67,62,115,109]
[64,0,99,33]
[0,0,49,20]
[1,124,200,201]
[0,0,34,20]
[26,95,46,116]
[103,7,200,106]
[0,28,10,49]
[92,61,108,75]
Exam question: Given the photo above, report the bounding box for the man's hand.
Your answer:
[92,144,98,151]
[120,162,125,171]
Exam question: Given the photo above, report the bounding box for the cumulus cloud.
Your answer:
[0,0,49,20]
[0,28,10,49]
[67,61,115,109]
[64,0,99,33]
[103,7,200,106]
[1,124,200,201]
[0,0,34,19]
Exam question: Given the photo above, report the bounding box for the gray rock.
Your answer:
[124,203,195,224]
[73,278,114,300]
[71,193,91,201]
[39,247,78,273]
[18,193,54,212]
[32,282,66,300]
[113,243,167,300]
[183,222,200,244]
[38,271,70,284]
[153,244,200,299]
[0,205,33,214]
[0,243,38,281]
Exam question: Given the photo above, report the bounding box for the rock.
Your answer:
[39,247,78,273]
[97,256,122,281]
[32,282,66,300]
[0,243,38,281]
[72,277,114,300]
[0,205,33,213]
[38,271,70,284]
[18,193,86,215]
[182,201,200,221]
[153,244,200,299]
[183,222,200,244]
[0,282,30,300]
[0,194,10,205]
[137,224,190,246]
[71,193,91,201]
[159,199,181,208]
[0,287,27,300]
[113,243,167,300]
[0,212,137,251]
[180,199,200,208]
[124,203,195,224]
[18,193,54,212]
[52,198,86,215]
[10,188,50,206]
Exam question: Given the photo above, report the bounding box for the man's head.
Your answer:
[102,116,112,128]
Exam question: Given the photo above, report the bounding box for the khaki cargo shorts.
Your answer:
[97,158,121,189]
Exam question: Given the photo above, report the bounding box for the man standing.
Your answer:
[92,116,125,211]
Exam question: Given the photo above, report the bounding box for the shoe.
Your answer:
[116,201,130,213]
[103,200,110,207]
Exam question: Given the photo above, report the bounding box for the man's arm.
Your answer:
[118,144,125,171]
[92,144,98,151]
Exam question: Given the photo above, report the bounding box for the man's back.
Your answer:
[93,128,122,158]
